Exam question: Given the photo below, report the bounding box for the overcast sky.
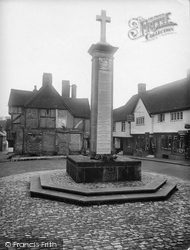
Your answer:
[0,0,190,117]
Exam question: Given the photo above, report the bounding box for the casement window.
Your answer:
[171,111,183,121]
[121,121,125,132]
[113,122,116,132]
[158,113,165,122]
[40,109,55,117]
[136,116,145,126]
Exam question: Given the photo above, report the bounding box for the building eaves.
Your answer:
[8,89,34,107]
[62,98,90,119]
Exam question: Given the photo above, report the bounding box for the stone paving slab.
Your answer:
[40,173,167,195]
[0,170,190,250]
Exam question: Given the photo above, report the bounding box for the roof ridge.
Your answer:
[24,83,66,108]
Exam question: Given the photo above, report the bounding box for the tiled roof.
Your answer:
[8,84,90,119]
[113,76,190,121]
[63,98,90,119]
[8,89,34,107]
[24,83,67,110]
[143,77,190,114]
[113,95,139,122]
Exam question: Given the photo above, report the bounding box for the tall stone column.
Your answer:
[88,42,118,156]
[88,10,118,157]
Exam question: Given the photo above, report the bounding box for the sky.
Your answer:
[0,0,190,117]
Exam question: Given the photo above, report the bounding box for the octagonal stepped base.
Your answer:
[30,174,177,206]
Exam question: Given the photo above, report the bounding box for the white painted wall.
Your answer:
[131,98,153,134]
[113,98,190,138]
[113,121,132,138]
[153,110,190,133]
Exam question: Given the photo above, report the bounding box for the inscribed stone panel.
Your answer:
[96,70,112,154]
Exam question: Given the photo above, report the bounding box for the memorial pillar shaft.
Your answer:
[88,44,118,156]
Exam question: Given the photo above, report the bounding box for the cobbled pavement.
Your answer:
[0,170,190,250]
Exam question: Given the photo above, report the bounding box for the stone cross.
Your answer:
[96,10,111,43]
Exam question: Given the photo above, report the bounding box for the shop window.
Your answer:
[161,135,172,151]
[168,136,172,150]
[179,136,185,149]
[161,135,165,149]
[171,135,186,154]
[172,136,178,153]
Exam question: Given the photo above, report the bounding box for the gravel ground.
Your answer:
[0,170,190,250]
[50,171,154,188]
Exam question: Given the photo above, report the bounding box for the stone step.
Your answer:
[30,176,177,206]
[40,173,167,196]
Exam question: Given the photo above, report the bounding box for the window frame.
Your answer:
[121,121,126,132]
[136,116,145,126]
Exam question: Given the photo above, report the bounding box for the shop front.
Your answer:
[154,131,189,160]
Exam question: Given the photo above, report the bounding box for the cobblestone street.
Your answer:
[0,161,190,249]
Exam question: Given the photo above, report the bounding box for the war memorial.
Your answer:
[66,10,141,183]
[30,10,176,205]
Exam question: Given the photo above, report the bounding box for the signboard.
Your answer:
[178,130,188,135]
[185,124,190,129]
[126,114,135,122]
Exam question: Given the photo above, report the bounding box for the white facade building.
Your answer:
[113,71,190,160]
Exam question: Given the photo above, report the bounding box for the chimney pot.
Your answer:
[62,80,70,98]
[33,85,37,92]
[138,83,146,94]
[42,73,52,86]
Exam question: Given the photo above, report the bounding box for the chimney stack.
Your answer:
[62,80,70,98]
[33,85,37,92]
[138,83,146,94]
[71,84,77,98]
[42,73,52,86]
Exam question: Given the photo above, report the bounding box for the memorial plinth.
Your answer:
[67,155,141,183]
